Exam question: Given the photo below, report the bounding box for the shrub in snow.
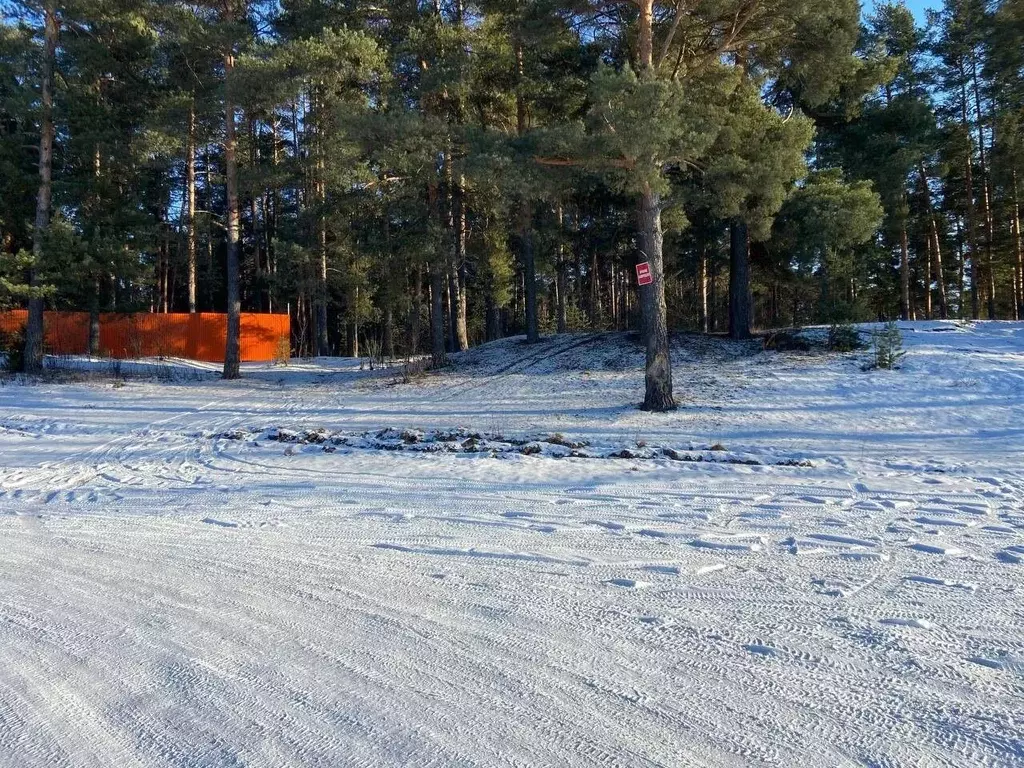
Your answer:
[828,322,864,352]
[763,330,811,352]
[0,326,25,373]
[868,322,906,370]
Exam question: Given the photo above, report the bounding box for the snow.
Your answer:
[1,320,1023,766]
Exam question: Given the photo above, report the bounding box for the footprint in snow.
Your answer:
[908,542,965,556]
[643,564,681,575]
[996,547,1023,564]
[879,617,934,630]
[604,578,649,589]
[589,520,626,531]
[966,656,1009,671]
[904,575,977,592]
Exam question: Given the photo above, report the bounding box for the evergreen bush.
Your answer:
[868,322,905,370]
[0,326,26,373]
[828,322,864,352]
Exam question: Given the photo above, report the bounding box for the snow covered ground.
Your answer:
[2,320,1023,767]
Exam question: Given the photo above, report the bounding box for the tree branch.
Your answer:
[535,156,635,170]
[655,0,687,71]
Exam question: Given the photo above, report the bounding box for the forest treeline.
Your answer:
[1,0,1022,408]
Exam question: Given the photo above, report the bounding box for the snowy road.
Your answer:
[2,321,1023,767]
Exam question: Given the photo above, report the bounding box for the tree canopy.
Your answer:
[2,0,1023,399]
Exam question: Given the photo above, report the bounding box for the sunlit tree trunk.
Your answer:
[449,171,469,351]
[186,104,197,313]
[899,223,911,321]
[971,58,997,320]
[634,0,674,410]
[222,2,241,379]
[25,1,58,373]
[637,182,674,410]
[1013,171,1024,320]
[89,145,101,355]
[555,204,567,334]
[918,165,947,320]
[514,39,539,344]
[698,247,709,334]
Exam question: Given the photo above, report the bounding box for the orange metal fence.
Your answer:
[0,310,290,363]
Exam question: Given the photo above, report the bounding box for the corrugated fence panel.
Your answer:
[0,311,289,363]
[243,313,290,362]
[0,310,28,339]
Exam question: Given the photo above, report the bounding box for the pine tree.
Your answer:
[1,0,1021,379]
[23,0,58,373]
[771,170,885,320]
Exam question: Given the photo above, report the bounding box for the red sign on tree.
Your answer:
[636,261,653,286]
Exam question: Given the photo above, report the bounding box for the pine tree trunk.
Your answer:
[248,118,261,318]
[971,60,997,320]
[556,260,567,334]
[267,117,280,313]
[427,180,447,361]
[430,263,446,363]
[955,217,966,318]
[729,221,751,339]
[637,0,653,71]
[899,225,911,321]
[347,286,359,358]
[638,184,674,411]
[384,305,394,361]
[988,256,997,319]
[446,254,462,349]
[307,295,316,356]
[448,261,468,351]
[484,296,496,341]
[410,265,422,355]
[634,0,674,409]
[489,304,503,341]
[931,218,948,320]
[89,278,100,356]
[819,247,831,317]
[610,264,618,329]
[925,236,933,320]
[222,25,241,379]
[450,175,469,351]
[25,2,58,373]
[317,236,328,355]
[314,91,330,356]
[556,204,567,334]
[520,201,539,343]
[575,235,586,326]
[709,256,718,332]
[959,76,980,320]
[699,247,709,334]
[918,165,947,320]
[1013,171,1024,320]
[162,219,171,312]
[204,146,215,311]
[88,144,102,355]
[186,104,197,313]
[513,39,539,344]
